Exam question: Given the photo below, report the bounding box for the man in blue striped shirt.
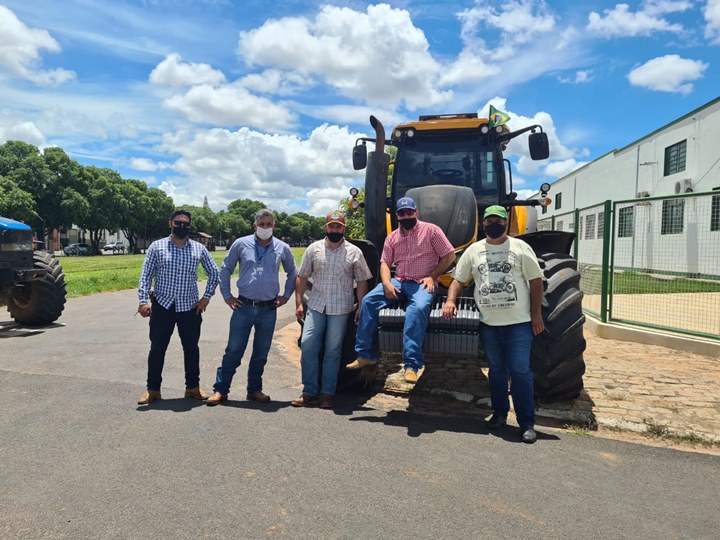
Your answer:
[137,210,220,405]
[207,209,297,405]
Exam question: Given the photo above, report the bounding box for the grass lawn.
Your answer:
[59,247,306,298]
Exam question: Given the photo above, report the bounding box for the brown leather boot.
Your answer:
[137,390,162,405]
[403,369,418,384]
[185,387,209,400]
[291,395,319,407]
[346,358,377,370]
[246,391,271,402]
[206,392,228,406]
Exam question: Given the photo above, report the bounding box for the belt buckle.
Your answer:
[251,299,261,307]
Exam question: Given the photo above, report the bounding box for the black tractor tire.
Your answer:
[297,312,376,393]
[531,253,586,402]
[6,251,67,325]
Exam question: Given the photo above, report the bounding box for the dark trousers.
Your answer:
[146,301,202,391]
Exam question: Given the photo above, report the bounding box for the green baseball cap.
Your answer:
[483,205,508,219]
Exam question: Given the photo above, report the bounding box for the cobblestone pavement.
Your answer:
[278,321,720,448]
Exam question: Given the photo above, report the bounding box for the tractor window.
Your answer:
[393,133,501,204]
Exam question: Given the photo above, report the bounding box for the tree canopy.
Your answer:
[0,140,348,250]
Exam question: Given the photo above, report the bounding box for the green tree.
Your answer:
[0,176,36,223]
[76,167,124,252]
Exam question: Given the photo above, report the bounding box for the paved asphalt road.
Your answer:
[1,290,719,539]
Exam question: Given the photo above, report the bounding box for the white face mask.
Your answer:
[255,226,273,240]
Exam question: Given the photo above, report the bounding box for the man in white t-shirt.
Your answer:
[442,205,544,443]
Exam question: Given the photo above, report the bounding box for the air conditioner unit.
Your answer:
[683,179,693,193]
[636,191,650,198]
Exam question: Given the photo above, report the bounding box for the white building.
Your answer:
[535,96,720,276]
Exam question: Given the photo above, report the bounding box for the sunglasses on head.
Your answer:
[397,209,415,217]
[172,220,191,228]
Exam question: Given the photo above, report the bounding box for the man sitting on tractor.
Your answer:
[347,197,455,383]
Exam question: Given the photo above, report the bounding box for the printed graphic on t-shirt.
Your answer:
[476,249,518,308]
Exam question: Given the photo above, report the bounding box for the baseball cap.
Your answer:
[483,205,508,219]
[325,210,346,225]
[396,197,417,212]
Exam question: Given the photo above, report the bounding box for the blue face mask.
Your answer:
[484,222,506,239]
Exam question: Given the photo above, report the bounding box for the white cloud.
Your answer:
[586,1,689,37]
[0,6,75,86]
[558,70,594,84]
[163,84,296,131]
[627,54,708,94]
[447,1,586,92]
[129,158,172,172]
[149,54,225,87]
[156,123,365,211]
[705,0,720,44]
[238,4,451,110]
[238,69,312,96]
[438,50,501,87]
[544,158,588,179]
[0,119,46,147]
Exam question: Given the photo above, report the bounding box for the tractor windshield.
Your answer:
[392,132,502,205]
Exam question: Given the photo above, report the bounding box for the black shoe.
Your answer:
[521,427,537,444]
[485,414,507,430]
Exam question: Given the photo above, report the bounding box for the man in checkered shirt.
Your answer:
[347,197,455,383]
[136,209,220,405]
[291,210,372,409]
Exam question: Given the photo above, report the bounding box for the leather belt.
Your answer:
[239,295,277,308]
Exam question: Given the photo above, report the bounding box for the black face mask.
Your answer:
[326,232,343,243]
[172,226,190,239]
[399,218,417,230]
[484,222,506,239]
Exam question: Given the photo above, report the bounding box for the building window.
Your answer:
[556,220,564,231]
[618,207,634,238]
[661,199,684,235]
[664,140,686,176]
[542,205,547,215]
[584,214,595,239]
[555,193,563,210]
[597,211,605,238]
[711,194,720,232]
[578,216,583,239]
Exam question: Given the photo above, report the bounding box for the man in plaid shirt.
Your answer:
[292,210,372,409]
[347,197,455,383]
[137,209,220,405]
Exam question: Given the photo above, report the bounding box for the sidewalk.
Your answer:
[277,314,720,446]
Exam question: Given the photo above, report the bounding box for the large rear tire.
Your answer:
[6,251,67,325]
[531,253,586,402]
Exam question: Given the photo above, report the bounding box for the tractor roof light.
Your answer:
[393,129,402,138]
[480,125,489,134]
[349,187,359,197]
[407,129,415,137]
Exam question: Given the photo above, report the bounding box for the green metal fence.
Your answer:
[537,191,720,340]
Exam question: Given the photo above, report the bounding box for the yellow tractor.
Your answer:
[344,112,585,402]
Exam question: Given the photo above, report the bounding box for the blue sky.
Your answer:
[1,0,719,215]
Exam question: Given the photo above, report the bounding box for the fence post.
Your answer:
[573,208,580,260]
[599,200,612,323]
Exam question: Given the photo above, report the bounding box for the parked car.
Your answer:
[103,241,125,253]
[63,243,91,256]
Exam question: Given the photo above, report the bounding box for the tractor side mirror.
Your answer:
[352,144,368,170]
[528,132,549,160]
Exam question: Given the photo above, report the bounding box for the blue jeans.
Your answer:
[480,321,535,428]
[213,303,277,395]
[146,301,202,391]
[300,308,349,396]
[355,278,434,371]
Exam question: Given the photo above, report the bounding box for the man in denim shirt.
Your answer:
[207,209,297,405]
[137,209,220,405]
